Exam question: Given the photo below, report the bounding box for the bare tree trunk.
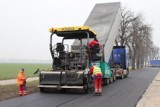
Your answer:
[115,39,119,46]
[136,55,140,69]
[132,57,136,70]
[141,57,144,68]
[136,44,139,69]
[139,52,144,68]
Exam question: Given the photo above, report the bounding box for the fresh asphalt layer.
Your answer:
[0,67,159,107]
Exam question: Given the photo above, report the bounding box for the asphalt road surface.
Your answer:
[0,67,159,107]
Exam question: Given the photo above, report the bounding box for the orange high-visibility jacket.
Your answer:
[17,72,27,86]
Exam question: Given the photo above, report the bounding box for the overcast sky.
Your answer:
[0,0,159,60]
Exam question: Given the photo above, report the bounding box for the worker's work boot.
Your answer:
[94,92,99,96]
[19,91,22,96]
[23,93,27,96]
[99,92,102,96]
[23,91,27,96]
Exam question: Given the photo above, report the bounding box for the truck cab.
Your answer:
[109,46,129,78]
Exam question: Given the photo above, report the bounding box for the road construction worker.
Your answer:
[89,38,101,61]
[89,38,100,48]
[17,68,27,96]
[90,65,103,95]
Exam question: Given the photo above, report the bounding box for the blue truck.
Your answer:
[109,46,129,78]
[149,60,160,67]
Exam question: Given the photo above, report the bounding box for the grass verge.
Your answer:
[0,80,39,101]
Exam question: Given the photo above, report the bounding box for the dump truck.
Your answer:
[37,2,129,92]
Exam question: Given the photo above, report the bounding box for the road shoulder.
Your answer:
[136,69,160,107]
[0,77,39,85]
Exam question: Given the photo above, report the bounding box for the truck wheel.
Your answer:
[124,68,129,78]
[84,75,93,93]
[113,72,116,81]
[61,88,68,93]
[103,78,109,85]
[121,74,124,79]
[109,75,114,83]
[40,87,45,93]
[84,83,92,93]
[103,78,106,85]
[84,84,89,93]
[106,78,110,85]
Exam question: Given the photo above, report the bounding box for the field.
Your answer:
[0,63,51,80]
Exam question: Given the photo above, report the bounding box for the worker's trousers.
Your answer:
[19,85,27,96]
[94,75,102,93]
[24,81,27,91]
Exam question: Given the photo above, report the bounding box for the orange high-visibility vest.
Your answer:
[17,72,27,86]
[93,66,102,75]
